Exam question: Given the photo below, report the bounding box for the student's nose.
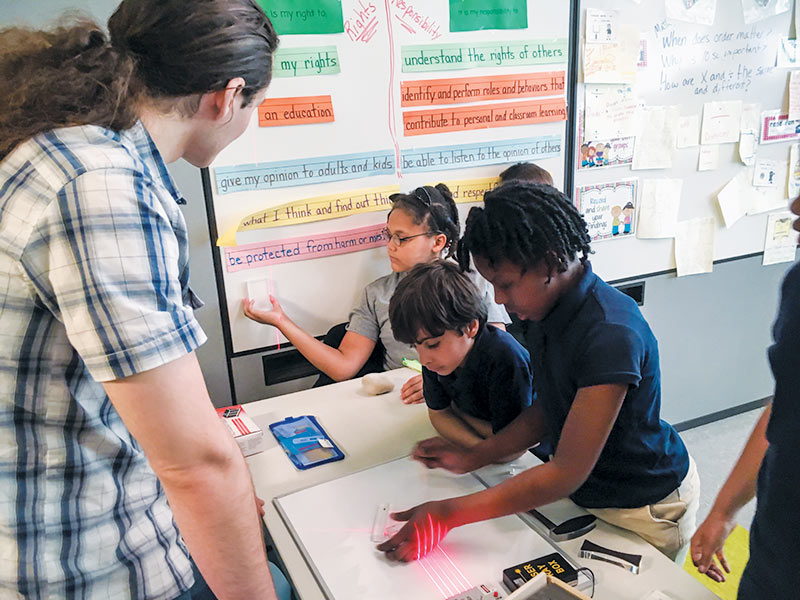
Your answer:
[417,347,432,367]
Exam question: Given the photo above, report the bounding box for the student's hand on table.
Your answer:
[376,500,454,562]
[401,374,425,404]
[412,437,478,474]
[690,509,734,583]
[242,295,284,326]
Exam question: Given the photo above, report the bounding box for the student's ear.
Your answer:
[431,232,448,254]
[465,319,480,339]
[204,77,246,124]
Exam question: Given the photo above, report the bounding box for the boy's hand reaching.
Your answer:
[401,374,425,404]
[242,294,284,327]
[376,500,454,562]
[412,437,479,474]
[690,509,734,582]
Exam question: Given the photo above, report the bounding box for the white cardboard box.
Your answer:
[216,405,265,457]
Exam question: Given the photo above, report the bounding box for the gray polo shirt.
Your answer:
[347,268,510,370]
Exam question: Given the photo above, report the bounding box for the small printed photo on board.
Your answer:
[578,138,635,170]
[578,104,635,170]
[575,179,639,242]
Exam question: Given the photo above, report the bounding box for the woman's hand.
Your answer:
[242,294,285,327]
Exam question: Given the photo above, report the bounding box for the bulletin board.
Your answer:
[573,0,797,282]
[203,0,572,355]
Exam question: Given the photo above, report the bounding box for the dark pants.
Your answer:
[313,322,385,387]
[173,558,292,600]
[738,445,800,599]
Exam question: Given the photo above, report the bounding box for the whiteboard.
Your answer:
[205,0,572,353]
[274,457,562,600]
[573,0,794,282]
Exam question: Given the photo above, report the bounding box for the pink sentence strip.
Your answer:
[225,223,387,272]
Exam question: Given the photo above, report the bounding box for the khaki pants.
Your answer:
[585,456,700,564]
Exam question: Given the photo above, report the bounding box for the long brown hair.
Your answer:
[0,0,279,161]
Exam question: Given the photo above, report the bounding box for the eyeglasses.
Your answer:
[381,227,438,246]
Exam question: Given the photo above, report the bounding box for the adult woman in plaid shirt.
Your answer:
[0,1,290,598]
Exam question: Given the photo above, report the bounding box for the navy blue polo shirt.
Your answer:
[423,324,532,434]
[525,262,689,509]
[739,261,800,599]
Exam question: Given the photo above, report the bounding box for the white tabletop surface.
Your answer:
[244,368,717,600]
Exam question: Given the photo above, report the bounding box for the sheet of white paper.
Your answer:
[677,115,700,148]
[585,84,639,140]
[739,132,757,166]
[675,217,715,277]
[777,37,798,69]
[790,71,800,121]
[717,171,751,228]
[796,0,800,51]
[748,185,787,215]
[586,8,618,43]
[636,178,682,239]
[753,159,781,187]
[742,0,790,25]
[632,105,678,170]
[763,210,799,265]
[698,145,720,171]
[701,101,743,145]
[796,0,800,55]
[740,103,762,134]
[789,143,800,198]
[583,25,639,84]
[665,0,717,25]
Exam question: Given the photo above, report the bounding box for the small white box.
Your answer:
[216,405,265,457]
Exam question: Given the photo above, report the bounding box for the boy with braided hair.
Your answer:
[377,182,698,566]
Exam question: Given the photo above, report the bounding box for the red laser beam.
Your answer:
[440,546,471,589]
[416,556,450,598]
[426,549,460,595]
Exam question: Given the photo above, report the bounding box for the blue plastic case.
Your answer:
[268,415,344,470]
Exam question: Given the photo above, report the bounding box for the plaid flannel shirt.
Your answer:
[0,122,207,599]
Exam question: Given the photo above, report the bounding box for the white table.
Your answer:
[245,368,717,600]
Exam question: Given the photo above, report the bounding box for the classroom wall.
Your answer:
[3,2,794,421]
[637,255,790,427]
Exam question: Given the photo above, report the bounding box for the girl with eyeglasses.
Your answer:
[243,184,509,404]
